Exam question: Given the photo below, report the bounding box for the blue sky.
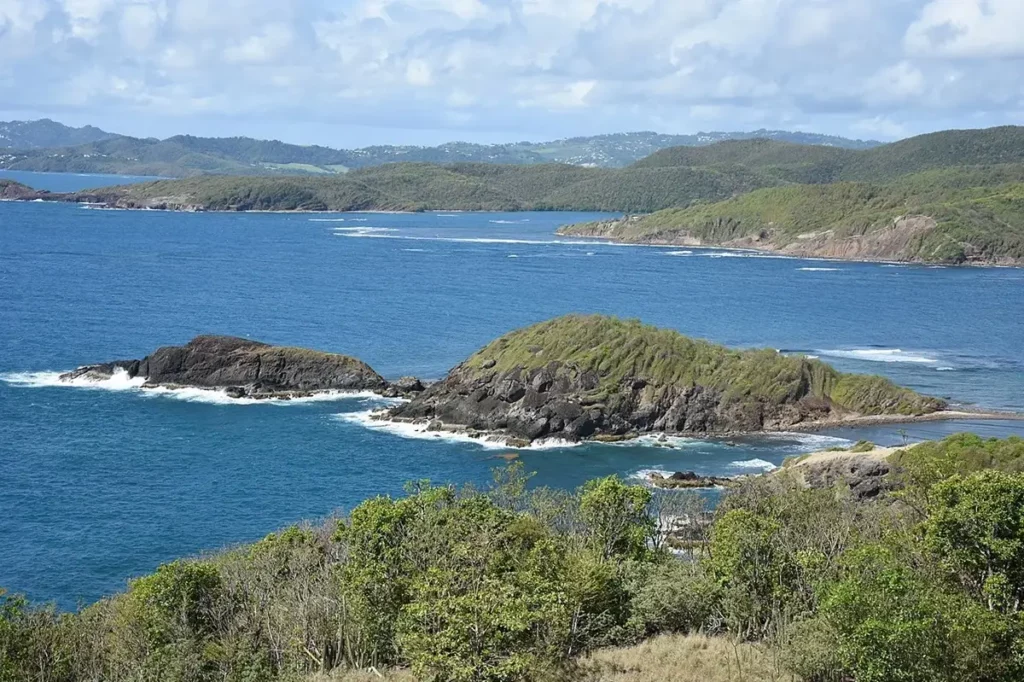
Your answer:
[1,0,1022,147]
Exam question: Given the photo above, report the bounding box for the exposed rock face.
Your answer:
[648,471,738,490]
[0,180,46,201]
[559,214,1021,266]
[386,315,943,445]
[60,335,393,399]
[383,376,426,398]
[785,448,903,501]
[800,454,895,500]
[389,363,830,443]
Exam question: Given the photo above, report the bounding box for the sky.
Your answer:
[0,0,1022,147]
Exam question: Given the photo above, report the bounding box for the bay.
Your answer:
[1,201,1022,608]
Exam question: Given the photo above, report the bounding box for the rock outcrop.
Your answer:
[60,335,415,399]
[0,180,46,201]
[386,315,945,445]
[783,446,905,500]
[648,471,738,490]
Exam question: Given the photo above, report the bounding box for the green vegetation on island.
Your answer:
[3,433,1024,681]
[389,315,945,445]
[464,315,940,417]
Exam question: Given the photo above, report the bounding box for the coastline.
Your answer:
[10,195,1015,267]
[355,407,1024,450]
[553,231,1023,268]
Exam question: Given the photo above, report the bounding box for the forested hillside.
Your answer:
[0,121,880,176]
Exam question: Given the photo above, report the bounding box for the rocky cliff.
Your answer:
[386,315,945,445]
[61,335,397,399]
[0,180,46,201]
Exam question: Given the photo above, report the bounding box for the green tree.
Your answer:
[924,470,1024,613]
[578,476,654,561]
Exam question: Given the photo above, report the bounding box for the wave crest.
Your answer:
[0,369,396,406]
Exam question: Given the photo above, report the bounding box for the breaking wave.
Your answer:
[334,410,579,450]
[729,458,777,471]
[0,369,395,406]
[332,229,605,247]
[813,348,939,364]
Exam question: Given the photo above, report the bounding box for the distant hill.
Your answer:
[14,125,1024,265]
[0,119,119,149]
[539,129,879,167]
[0,120,880,177]
[58,160,787,214]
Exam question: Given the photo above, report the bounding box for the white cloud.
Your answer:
[864,61,926,103]
[405,59,433,86]
[906,0,1024,58]
[0,0,1021,142]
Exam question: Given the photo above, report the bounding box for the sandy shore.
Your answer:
[784,444,905,469]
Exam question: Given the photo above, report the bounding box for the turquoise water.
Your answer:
[1,200,1022,608]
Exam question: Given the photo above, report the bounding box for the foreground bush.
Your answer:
[4,435,1024,681]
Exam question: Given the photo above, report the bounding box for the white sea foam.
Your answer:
[1,369,145,390]
[798,267,841,272]
[332,226,396,236]
[402,248,427,252]
[308,218,346,222]
[702,251,796,260]
[729,458,778,471]
[815,348,938,364]
[332,231,604,247]
[759,432,853,451]
[936,366,955,371]
[628,468,731,489]
[435,214,459,217]
[507,254,519,258]
[611,434,704,449]
[488,219,530,224]
[666,250,693,256]
[0,369,397,406]
[335,410,579,450]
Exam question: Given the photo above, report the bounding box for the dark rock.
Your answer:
[382,376,426,397]
[648,471,736,490]
[59,335,386,398]
[797,454,898,501]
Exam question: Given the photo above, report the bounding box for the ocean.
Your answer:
[1,195,1022,608]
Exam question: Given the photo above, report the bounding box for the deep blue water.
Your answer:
[0,169,163,192]
[1,201,1022,608]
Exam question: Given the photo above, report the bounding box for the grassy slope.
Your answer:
[312,634,789,682]
[560,165,1024,263]
[463,315,942,416]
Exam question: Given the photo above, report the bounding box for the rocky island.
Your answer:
[61,335,422,399]
[384,314,947,446]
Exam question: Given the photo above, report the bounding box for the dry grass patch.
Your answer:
[578,633,797,682]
